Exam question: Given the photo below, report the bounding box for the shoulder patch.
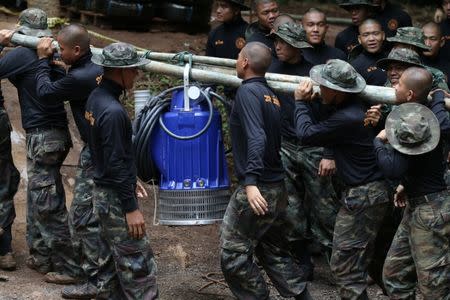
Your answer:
[388,19,399,31]
[235,37,246,50]
[96,75,103,85]
[215,40,224,46]
[85,111,95,126]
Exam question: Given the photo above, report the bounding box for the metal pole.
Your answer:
[240,11,353,26]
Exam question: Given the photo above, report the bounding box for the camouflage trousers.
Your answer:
[281,140,341,249]
[330,180,390,300]
[93,185,158,300]
[383,190,450,300]
[26,127,80,276]
[68,145,105,282]
[220,182,308,299]
[0,108,20,255]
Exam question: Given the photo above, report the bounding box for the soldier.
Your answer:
[351,19,387,86]
[34,24,104,298]
[335,0,377,56]
[0,82,20,271]
[206,0,249,59]
[220,41,312,300]
[386,27,449,91]
[86,42,158,300]
[0,9,79,284]
[269,22,341,275]
[245,0,280,56]
[301,7,347,65]
[295,59,391,299]
[422,22,450,82]
[268,22,315,278]
[373,67,450,299]
[372,0,412,38]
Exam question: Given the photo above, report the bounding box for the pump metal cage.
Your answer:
[158,189,230,225]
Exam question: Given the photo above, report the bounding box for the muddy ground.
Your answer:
[0,2,407,298]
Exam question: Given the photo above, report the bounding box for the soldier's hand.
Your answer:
[295,79,313,101]
[0,30,14,46]
[125,209,146,239]
[394,185,407,208]
[136,180,148,199]
[364,104,382,127]
[376,129,388,142]
[37,37,55,59]
[245,185,268,216]
[318,159,336,177]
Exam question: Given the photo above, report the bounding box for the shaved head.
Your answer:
[273,14,295,30]
[422,21,442,37]
[242,42,272,75]
[358,18,382,33]
[402,67,433,101]
[57,24,90,53]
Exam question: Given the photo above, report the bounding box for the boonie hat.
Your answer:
[385,102,440,155]
[376,48,424,70]
[91,42,150,68]
[271,23,312,49]
[386,27,431,51]
[17,8,52,37]
[310,59,366,93]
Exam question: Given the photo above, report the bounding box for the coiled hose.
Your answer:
[133,86,230,183]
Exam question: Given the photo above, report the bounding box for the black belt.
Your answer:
[25,126,67,134]
[408,190,448,209]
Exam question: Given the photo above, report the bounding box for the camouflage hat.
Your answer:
[17,8,52,37]
[386,103,440,155]
[376,48,424,70]
[386,27,431,51]
[227,0,250,11]
[310,59,366,93]
[91,42,150,68]
[337,0,379,9]
[271,23,312,49]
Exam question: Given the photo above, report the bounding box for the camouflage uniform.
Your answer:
[281,141,341,250]
[88,43,158,300]
[379,103,450,299]
[220,182,308,299]
[330,180,391,299]
[26,127,80,276]
[0,106,20,255]
[68,146,104,281]
[93,185,158,300]
[383,192,450,299]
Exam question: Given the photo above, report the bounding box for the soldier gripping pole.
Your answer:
[7,32,412,105]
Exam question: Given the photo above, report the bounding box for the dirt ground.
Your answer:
[0,4,396,299]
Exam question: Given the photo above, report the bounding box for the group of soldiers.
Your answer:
[0,7,157,300]
[207,0,450,299]
[0,0,449,300]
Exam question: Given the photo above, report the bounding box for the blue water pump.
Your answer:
[133,71,230,225]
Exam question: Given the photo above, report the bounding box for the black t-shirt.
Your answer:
[86,78,138,213]
[374,92,450,197]
[230,77,285,186]
[35,51,103,142]
[351,51,387,86]
[0,47,67,131]
[422,53,450,85]
[303,43,347,65]
[335,25,360,56]
[206,17,248,59]
[268,57,313,140]
[246,22,276,57]
[375,2,412,38]
[295,98,384,186]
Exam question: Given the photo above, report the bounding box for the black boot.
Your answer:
[295,288,313,300]
[291,240,314,281]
